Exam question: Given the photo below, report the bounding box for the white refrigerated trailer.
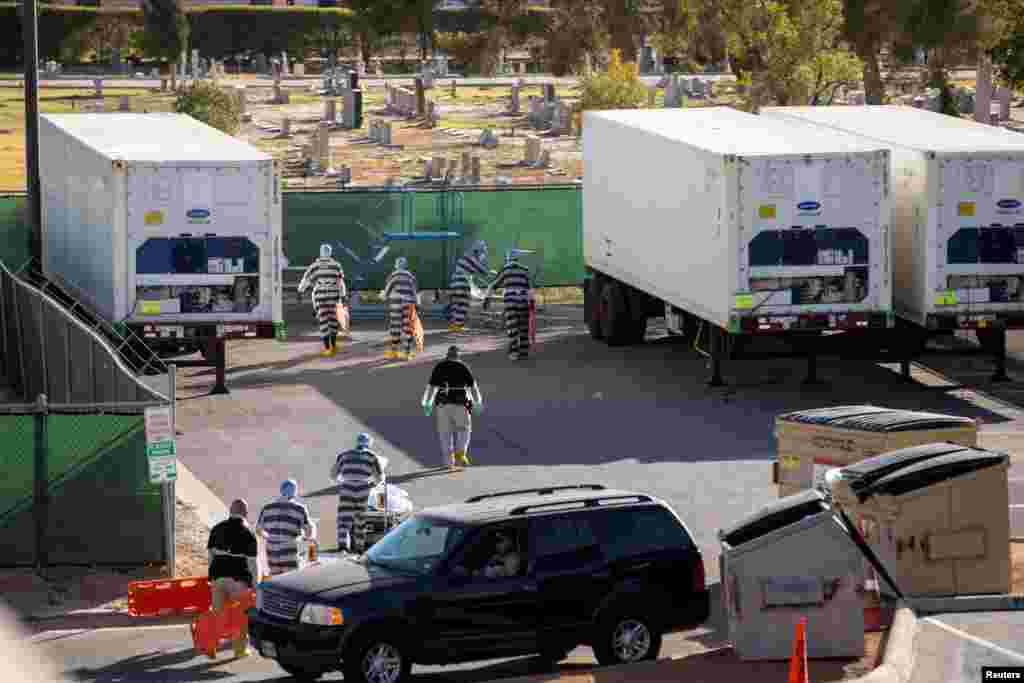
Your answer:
[582,107,894,383]
[762,105,1024,381]
[38,113,284,361]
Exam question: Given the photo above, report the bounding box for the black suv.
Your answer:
[248,485,709,683]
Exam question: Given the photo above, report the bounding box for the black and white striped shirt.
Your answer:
[331,448,383,488]
[492,261,531,297]
[258,497,314,572]
[300,257,346,298]
[383,270,417,304]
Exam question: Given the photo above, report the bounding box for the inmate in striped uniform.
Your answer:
[330,448,382,552]
[257,496,314,575]
[447,244,490,330]
[492,258,532,360]
[383,264,418,358]
[299,256,346,349]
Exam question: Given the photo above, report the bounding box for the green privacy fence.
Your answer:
[1,185,585,291]
[284,184,584,290]
[0,405,166,567]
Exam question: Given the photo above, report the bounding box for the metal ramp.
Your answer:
[17,260,167,377]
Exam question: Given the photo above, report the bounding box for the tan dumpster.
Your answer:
[850,447,1011,597]
[773,406,977,498]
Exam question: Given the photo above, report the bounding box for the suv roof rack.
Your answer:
[465,485,606,504]
[509,494,652,516]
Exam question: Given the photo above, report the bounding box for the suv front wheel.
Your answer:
[593,612,663,667]
[343,629,413,683]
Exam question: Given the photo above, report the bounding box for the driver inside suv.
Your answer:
[475,529,522,579]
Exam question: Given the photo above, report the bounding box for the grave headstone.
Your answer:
[324,99,336,123]
[423,159,433,179]
[432,157,445,180]
[415,78,426,117]
[524,135,541,165]
[849,91,866,106]
[281,52,290,75]
[317,122,331,170]
[375,59,384,77]
[705,80,715,98]
[118,95,131,112]
[462,152,472,179]
[997,86,1011,122]
[537,149,551,168]
[111,48,123,76]
[479,128,499,149]
[282,117,291,137]
[470,156,481,184]
[648,85,657,107]
[192,49,201,78]
[690,78,706,99]
[543,83,555,103]
[93,79,103,98]
[427,100,439,128]
[510,84,521,113]
[235,85,247,116]
[381,122,392,145]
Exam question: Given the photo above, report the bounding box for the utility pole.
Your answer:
[21,0,42,263]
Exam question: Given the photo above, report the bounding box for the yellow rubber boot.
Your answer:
[454,451,472,466]
[384,348,398,359]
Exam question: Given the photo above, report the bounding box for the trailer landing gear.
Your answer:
[803,351,823,386]
[173,337,230,395]
[708,326,725,387]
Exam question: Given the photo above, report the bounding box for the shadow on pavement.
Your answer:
[65,647,239,682]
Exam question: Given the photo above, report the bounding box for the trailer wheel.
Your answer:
[587,276,606,340]
[600,280,639,346]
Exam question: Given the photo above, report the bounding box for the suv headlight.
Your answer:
[299,603,345,626]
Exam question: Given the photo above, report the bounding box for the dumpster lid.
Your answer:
[858,448,1008,499]
[777,406,975,433]
[719,489,831,547]
[839,442,971,494]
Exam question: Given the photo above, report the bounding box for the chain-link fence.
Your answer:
[0,397,169,568]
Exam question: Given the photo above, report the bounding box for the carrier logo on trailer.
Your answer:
[797,201,822,216]
[186,208,211,224]
[997,199,1022,215]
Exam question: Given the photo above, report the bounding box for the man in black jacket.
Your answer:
[422,346,484,469]
[206,498,260,659]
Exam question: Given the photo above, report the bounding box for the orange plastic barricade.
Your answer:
[128,577,211,617]
[191,589,257,658]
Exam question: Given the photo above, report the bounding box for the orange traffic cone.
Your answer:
[789,617,809,683]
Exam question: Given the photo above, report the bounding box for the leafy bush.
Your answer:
[578,49,648,112]
[175,81,240,135]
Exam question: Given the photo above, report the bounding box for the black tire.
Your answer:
[592,612,663,667]
[277,660,325,681]
[343,629,413,683]
[587,276,605,340]
[601,280,646,346]
[976,328,1003,355]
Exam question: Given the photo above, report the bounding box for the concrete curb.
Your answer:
[854,605,917,683]
[911,594,1024,615]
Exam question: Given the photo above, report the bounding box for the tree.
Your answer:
[841,0,899,104]
[648,0,699,72]
[344,0,399,66]
[720,0,863,111]
[310,12,353,67]
[435,31,490,73]
[542,0,606,76]
[991,23,1024,89]
[175,81,240,135]
[140,0,188,89]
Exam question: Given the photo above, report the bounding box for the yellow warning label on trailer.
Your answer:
[144,210,165,226]
[759,204,777,219]
[140,301,162,315]
[780,454,801,470]
[734,294,754,309]
[957,202,975,217]
[934,290,958,305]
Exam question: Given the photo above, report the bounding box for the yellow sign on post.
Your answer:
[934,290,958,306]
[734,294,754,310]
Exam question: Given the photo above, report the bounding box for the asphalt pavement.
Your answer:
[26,308,1024,681]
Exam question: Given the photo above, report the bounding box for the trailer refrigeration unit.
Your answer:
[37,113,284,359]
[761,105,1024,381]
[582,107,893,384]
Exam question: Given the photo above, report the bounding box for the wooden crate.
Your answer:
[773,406,978,498]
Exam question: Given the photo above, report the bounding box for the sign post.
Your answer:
[145,405,177,483]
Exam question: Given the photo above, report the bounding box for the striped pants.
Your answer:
[388,301,414,353]
[505,295,530,358]
[448,284,471,326]
[314,292,340,342]
[264,537,301,576]
[337,489,370,552]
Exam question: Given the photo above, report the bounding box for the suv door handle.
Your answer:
[628,563,652,572]
[594,570,611,579]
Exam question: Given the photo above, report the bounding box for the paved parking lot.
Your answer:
[171,308,1024,582]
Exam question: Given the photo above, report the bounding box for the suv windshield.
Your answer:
[365,515,467,575]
